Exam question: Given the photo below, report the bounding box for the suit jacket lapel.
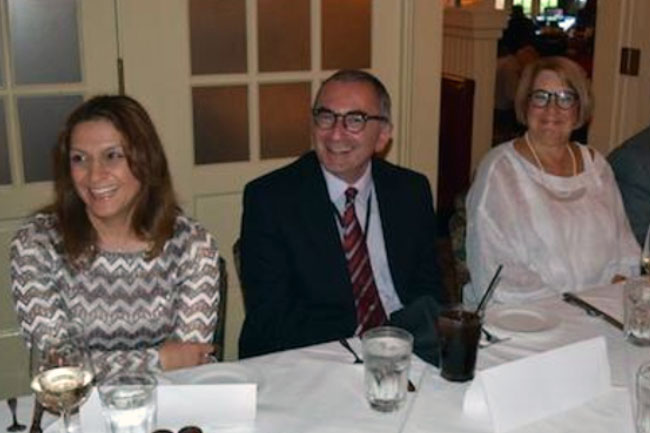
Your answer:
[297,153,351,290]
[372,160,406,297]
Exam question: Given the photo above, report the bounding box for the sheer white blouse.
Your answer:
[464,140,640,307]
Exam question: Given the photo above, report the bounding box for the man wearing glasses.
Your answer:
[238,69,447,358]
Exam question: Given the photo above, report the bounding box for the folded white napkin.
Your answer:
[463,336,611,432]
[80,384,256,432]
[511,387,635,433]
[157,384,256,429]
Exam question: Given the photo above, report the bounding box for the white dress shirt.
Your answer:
[321,163,403,315]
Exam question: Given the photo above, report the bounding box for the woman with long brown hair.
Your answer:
[11,95,220,376]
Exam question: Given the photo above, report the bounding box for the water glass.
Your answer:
[361,326,413,413]
[624,277,650,346]
[637,362,650,433]
[98,371,157,433]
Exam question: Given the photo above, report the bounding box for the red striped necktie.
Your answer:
[341,187,386,335]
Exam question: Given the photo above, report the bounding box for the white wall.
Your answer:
[590,0,650,154]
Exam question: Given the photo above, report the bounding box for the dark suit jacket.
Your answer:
[609,125,650,246]
[238,151,447,358]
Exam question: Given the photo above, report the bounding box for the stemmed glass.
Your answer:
[30,321,94,433]
[642,225,650,275]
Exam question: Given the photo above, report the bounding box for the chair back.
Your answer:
[213,256,228,361]
[449,191,470,301]
[232,238,246,310]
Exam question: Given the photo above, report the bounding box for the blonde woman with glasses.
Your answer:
[465,56,639,308]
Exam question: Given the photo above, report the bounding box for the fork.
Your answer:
[338,338,363,364]
[479,327,510,348]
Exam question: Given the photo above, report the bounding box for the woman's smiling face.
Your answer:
[526,69,579,143]
[69,119,141,229]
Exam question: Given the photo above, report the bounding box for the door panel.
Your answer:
[0,1,118,398]
[0,224,28,398]
[0,0,118,220]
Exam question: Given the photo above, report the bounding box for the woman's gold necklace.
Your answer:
[524,132,577,177]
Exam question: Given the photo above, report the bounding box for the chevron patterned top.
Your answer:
[10,212,220,377]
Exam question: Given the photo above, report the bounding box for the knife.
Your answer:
[562,292,624,331]
[338,339,416,392]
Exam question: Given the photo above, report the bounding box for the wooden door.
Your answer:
[0,0,118,398]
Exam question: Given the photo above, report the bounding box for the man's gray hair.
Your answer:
[314,69,392,121]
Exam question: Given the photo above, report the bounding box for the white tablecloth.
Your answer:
[162,338,430,433]
[2,284,646,432]
[403,287,644,433]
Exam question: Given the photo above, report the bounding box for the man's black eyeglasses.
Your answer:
[312,107,388,133]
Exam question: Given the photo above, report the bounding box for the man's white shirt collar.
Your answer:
[321,163,373,207]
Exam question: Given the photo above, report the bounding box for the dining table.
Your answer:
[2,282,647,433]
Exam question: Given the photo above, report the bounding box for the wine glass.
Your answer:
[642,225,650,275]
[30,321,94,433]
